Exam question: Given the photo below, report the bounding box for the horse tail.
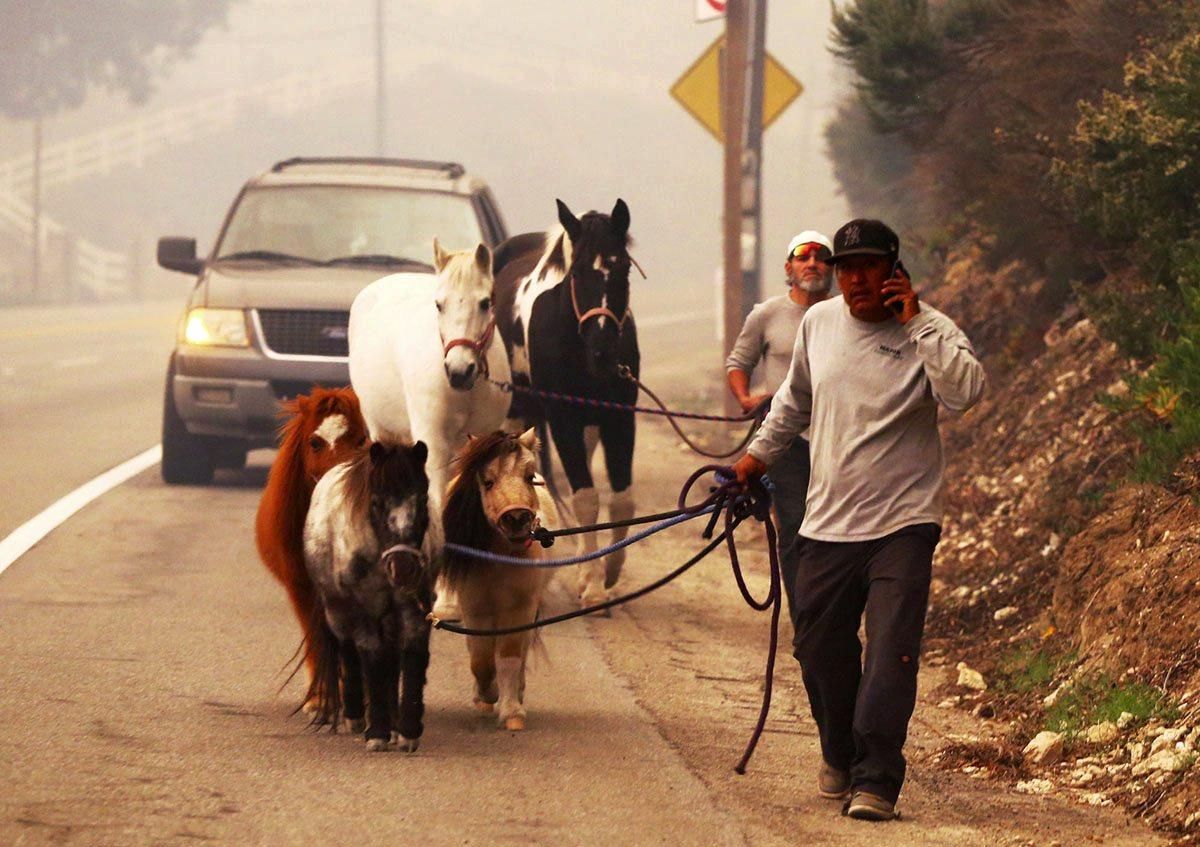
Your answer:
[293,599,341,727]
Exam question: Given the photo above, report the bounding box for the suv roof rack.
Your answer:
[269,157,465,178]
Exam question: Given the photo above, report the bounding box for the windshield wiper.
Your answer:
[323,254,434,271]
[215,250,323,264]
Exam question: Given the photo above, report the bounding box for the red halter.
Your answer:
[441,316,497,376]
[570,271,630,334]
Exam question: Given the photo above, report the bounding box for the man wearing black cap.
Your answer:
[732,219,985,821]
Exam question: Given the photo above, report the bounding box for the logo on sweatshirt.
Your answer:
[876,343,903,360]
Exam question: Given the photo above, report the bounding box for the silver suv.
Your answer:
[157,157,508,483]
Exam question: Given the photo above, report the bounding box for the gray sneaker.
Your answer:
[818,762,851,800]
[845,790,897,821]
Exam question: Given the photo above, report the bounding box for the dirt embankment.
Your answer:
[921,245,1200,843]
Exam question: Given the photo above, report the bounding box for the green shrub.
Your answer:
[994,644,1076,694]
[1045,675,1179,736]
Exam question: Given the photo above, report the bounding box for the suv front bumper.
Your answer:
[173,343,350,446]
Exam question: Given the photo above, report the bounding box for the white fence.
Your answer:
[0,60,374,301]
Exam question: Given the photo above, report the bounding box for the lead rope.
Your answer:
[432,464,782,774]
[619,366,769,459]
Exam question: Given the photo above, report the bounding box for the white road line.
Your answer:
[54,354,102,369]
[0,444,162,577]
[637,309,711,330]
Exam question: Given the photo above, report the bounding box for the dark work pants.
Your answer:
[765,437,810,620]
[791,523,940,804]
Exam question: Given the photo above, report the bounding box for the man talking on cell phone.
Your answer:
[731,219,985,822]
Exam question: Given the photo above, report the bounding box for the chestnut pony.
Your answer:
[441,429,561,730]
[255,386,368,700]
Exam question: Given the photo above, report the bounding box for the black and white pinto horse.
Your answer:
[302,440,433,752]
[494,199,640,607]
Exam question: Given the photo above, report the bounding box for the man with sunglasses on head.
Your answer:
[732,219,985,822]
[726,230,835,623]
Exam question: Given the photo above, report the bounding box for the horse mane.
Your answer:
[339,438,428,529]
[441,432,524,589]
[257,387,363,571]
[533,227,571,281]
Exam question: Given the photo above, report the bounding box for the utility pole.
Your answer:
[31,115,42,303]
[374,0,386,156]
[721,0,766,414]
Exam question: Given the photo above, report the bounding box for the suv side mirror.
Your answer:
[158,237,203,275]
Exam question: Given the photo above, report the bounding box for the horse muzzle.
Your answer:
[381,544,426,589]
[445,358,479,390]
[497,507,537,546]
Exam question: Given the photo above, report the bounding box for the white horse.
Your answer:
[348,239,512,614]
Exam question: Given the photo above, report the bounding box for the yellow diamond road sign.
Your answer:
[670,35,803,143]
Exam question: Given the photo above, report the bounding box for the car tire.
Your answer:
[161,361,215,485]
[211,440,248,470]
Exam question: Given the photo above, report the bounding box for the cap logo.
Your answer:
[843,225,861,246]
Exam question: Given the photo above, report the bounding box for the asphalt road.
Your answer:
[0,303,742,845]
[0,300,179,540]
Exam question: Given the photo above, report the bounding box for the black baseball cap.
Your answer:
[827,219,900,264]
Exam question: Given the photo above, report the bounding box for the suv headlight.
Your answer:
[182,308,249,347]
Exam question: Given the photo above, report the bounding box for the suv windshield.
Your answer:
[214,185,484,266]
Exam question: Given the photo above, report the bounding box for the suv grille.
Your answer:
[256,309,350,357]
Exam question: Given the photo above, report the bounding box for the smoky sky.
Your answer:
[0,0,851,314]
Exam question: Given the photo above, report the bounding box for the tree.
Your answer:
[0,1,235,120]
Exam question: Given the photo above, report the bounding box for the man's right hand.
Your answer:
[740,392,772,414]
[731,453,767,485]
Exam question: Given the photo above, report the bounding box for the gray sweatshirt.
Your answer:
[747,298,985,542]
[724,293,810,395]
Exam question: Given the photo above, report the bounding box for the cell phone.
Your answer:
[889,259,909,315]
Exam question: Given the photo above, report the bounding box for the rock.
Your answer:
[1150,726,1188,755]
[973,702,996,719]
[1043,682,1070,708]
[1083,722,1119,745]
[1023,731,1065,765]
[957,662,988,691]
[1015,778,1054,795]
[1081,792,1113,807]
[1116,711,1136,730]
[1185,811,1200,830]
[1128,741,1146,764]
[1132,748,1194,776]
[993,606,1019,623]
[951,585,971,601]
[937,697,960,709]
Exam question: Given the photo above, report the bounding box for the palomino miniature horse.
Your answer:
[349,239,512,616]
[441,429,559,730]
[255,386,368,700]
[302,440,433,752]
[493,199,640,607]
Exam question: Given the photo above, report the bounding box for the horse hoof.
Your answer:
[365,737,391,752]
[301,698,321,715]
[399,736,420,753]
[503,716,526,731]
[474,701,495,714]
[345,718,366,734]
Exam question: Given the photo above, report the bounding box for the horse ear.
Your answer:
[410,440,428,468]
[432,237,450,273]
[369,441,390,465]
[474,243,492,276]
[611,198,630,237]
[518,427,539,452]
[556,199,581,242]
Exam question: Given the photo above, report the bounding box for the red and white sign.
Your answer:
[695,0,725,23]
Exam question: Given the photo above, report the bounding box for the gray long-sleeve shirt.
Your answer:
[747,298,985,542]
[724,293,810,395]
